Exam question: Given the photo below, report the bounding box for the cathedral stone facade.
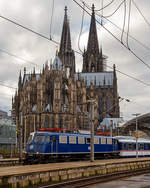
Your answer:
[12,5,120,144]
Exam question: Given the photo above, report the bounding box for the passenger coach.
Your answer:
[116,136,150,157]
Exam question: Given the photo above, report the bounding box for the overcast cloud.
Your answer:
[0,0,150,121]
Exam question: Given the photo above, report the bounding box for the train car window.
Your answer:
[86,138,90,144]
[46,136,50,143]
[94,137,99,144]
[123,143,127,150]
[34,135,45,143]
[107,138,112,145]
[145,143,149,150]
[69,136,76,144]
[139,144,144,150]
[133,143,136,150]
[59,136,67,144]
[101,138,106,144]
[78,136,85,144]
[128,143,132,150]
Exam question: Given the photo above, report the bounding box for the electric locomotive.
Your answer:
[25,131,118,163]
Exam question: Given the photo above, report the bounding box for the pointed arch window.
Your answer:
[59,118,63,129]
[52,118,55,128]
[45,115,49,128]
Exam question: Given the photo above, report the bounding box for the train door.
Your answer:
[50,135,58,154]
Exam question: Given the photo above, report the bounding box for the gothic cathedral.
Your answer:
[12,5,120,143]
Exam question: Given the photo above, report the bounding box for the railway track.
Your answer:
[39,167,150,188]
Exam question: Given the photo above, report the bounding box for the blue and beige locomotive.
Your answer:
[25,129,118,163]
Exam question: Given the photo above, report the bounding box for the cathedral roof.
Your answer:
[74,72,114,87]
[23,74,40,88]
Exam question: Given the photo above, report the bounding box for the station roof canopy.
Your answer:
[121,113,150,136]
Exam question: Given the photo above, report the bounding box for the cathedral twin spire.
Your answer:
[87,4,99,55]
[58,6,75,75]
[59,6,72,53]
[59,4,105,74]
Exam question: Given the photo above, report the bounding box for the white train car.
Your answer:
[115,136,150,157]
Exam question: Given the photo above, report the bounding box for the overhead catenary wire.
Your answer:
[96,12,150,52]
[127,0,132,49]
[79,0,115,12]
[105,64,150,87]
[101,0,125,18]
[0,14,82,56]
[49,0,55,39]
[83,1,150,53]
[78,2,85,53]
[0,81,17,90]
[0,47,41,67]
[132,0,150,28]
[121,0,126,43]
[72,0,150,71]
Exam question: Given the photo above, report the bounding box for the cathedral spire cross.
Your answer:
[92,4,95,12]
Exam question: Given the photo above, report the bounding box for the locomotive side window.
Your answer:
[86,138,90,144]
[78,136,85,144]
[46,136,50,143]
[107,138,112,145]
[51,136,56,142]
[101,138,106,144]
[94,137,99,144]
[59,136,67,144]
[69,136,76,144]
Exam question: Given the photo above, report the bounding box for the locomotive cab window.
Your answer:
[27,135,33,144]
[86,138,90,144]
[34,135,45,143]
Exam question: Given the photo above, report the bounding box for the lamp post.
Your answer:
[132,113,140,159]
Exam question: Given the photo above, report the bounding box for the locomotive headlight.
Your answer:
[30,144,33,150]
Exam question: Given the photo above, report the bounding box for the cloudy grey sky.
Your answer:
[0,0,150,121]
